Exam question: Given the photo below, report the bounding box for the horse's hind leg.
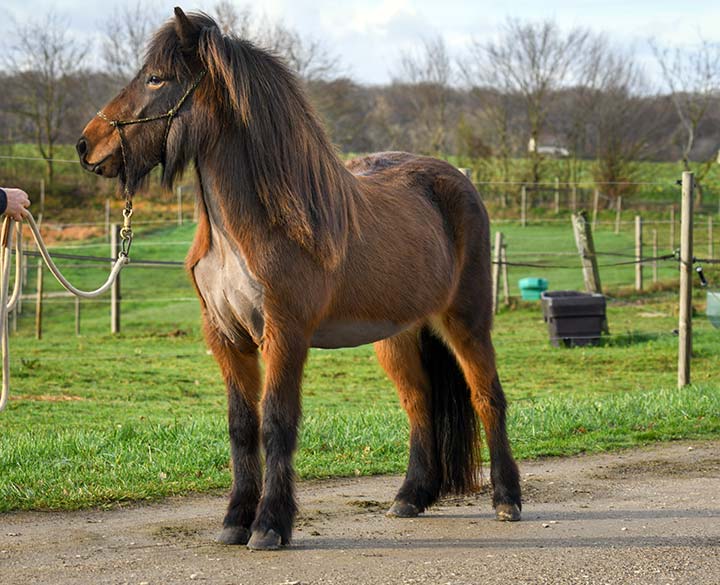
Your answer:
[375,329,439,517]
[441,313,522,521]
[206,325,262,545]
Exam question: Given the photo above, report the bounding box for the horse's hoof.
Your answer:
[217,526,251,545]
[386,501,420,518]
[247,529,282,551]
[495,503,521,522]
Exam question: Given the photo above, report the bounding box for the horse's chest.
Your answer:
[193,239,266,346]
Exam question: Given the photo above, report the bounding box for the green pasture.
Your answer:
[0,220,718,512]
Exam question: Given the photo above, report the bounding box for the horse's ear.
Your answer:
[174,7,199,50]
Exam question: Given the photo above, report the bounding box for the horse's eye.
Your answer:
[147,75,164,87]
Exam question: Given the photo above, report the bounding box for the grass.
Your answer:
[0,221,719,512]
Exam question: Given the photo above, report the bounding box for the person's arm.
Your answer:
[0,188,31,220]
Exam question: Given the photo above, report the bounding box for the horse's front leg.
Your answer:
[248,323,308,550]
[206,327,262,546]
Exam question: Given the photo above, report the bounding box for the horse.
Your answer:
[76,8,521,551]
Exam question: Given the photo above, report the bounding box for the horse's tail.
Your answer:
[419,326,481,496]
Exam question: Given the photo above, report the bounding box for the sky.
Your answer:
[4,0,720,86]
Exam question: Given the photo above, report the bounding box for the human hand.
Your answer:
[2,188,31,221]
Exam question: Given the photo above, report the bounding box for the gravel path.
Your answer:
[2,440,719,584]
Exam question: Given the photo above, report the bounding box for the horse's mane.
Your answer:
[146,12,360,268]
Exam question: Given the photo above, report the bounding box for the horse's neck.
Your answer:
[196,147,261,230]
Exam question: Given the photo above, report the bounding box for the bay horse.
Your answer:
[77,8,521,550]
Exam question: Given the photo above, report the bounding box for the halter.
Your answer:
[95,70,206,256]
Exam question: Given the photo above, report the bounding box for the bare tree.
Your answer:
[2,12,87,191]
[587,53,650,199]
[461,43,524,201]
[213,0,253,37]
[212,3,338,82]
[394,36,453,155]
[101,1,163,82]
[651,37,720,204]
[476,19,588,186]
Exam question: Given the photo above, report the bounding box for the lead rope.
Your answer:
[0,209,131,411]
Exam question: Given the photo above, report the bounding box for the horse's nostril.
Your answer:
[76,137,88,158]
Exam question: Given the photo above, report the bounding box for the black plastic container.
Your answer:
[541,291,607,347]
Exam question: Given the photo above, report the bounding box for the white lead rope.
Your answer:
[0,210,129,411]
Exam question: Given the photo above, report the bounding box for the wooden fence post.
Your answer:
[571,184,578,212]
[35,260,43,340]
[38,179,45,226]
[678,172,694,388]
[652,229,658,284]
[572,211,603,295]
[670,206,676,250]
[111,224,121,334]
[709,216,714,260]
[492,232,503,314]
[635,215,643,291]
[554,177,560,214]
[105,198,111,242]
[520,185,527,227]
[501,243,510,306]
[614,196,622,234]
[592,189,600,231]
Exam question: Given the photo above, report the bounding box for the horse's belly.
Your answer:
[311,320,409,348]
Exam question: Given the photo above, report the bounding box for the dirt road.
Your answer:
[2,441,719,585]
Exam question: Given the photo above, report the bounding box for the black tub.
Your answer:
[541,291,607,347]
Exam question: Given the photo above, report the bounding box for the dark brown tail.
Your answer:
[419,327,481,496]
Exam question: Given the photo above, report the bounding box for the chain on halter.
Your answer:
[96,70,207,257]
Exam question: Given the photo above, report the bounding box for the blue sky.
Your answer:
[4,0,720,85]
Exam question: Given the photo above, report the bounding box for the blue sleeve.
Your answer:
[0,189,7,216]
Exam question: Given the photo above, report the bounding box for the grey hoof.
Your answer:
[247,529,282,551]
[217,526,251,545]
[495,503,521,522]
[386,501,420,518]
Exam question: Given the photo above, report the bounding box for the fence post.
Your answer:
[554,177,560,214]
[614,196,622,234]
[35,260,43,340]
[105,198,111,242]
[177,186,184,226]
[501,243,510,306]
[678,172,694,388]
[492,232,503,314]
[572,211,603,295]
[592,189,600,231]
[111,224,121,334]
[520,185,527,227]
[670,206,675,250]
[38,179,45,226]
[709,216,714,260]
[652,229,658,284]
[635,215,643,291]
[571,184,578,212]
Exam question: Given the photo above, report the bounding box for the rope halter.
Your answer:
[95,70,207,256]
